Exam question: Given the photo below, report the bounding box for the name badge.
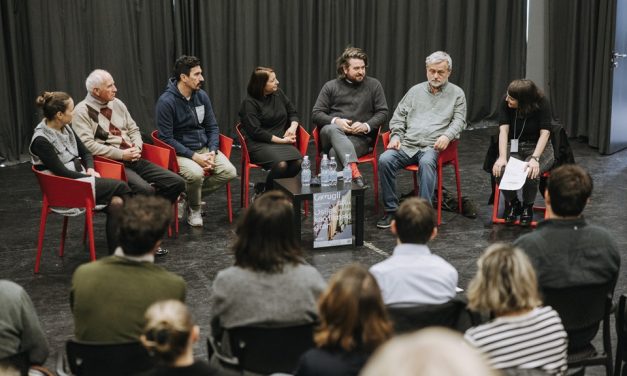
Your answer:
[510,139,519,153]
[195,106,205,124]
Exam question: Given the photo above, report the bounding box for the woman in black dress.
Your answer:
[239,67,302,191]
[29,91,130,253]
[492,79,554,226]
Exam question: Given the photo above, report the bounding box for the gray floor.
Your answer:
[1,127,626,375]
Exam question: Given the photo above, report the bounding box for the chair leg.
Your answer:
[492,183,502,223]
[60,216,69,257]
[86,208,96,262]
[226,182,233,223]
[372,159,379,214]
[35,206,49,274]
[454,161,462,214]
[437,161,443,225]
[243,166,251,208]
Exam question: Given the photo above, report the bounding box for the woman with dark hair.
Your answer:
[294,264,392,376]
[239,67,302,193]
[464,244,567,375]
[141,300,220,375]
[210,190,325,339]
[29,91,131,253]
[492,79,554,226]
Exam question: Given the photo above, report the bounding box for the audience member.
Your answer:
[239,67,302,193]
[361,328,496,376]
[464,243,568,375]
[377,51,466,228]
[29,91,131,253]
[514,164,620,289]
[210,191,325,347]
[0,280,49,366]
[312,46,388,188]
[491,79,554,226]
[294,264,392,376]
[73,69,186,205]
[141,300,221,375]
[71,195,186,342]
[156,55,237,227]
[370,197,458,306]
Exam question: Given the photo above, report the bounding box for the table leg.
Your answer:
[293,196,302,243]
[355,193,364,246]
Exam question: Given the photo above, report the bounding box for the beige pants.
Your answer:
[177,148,237,210]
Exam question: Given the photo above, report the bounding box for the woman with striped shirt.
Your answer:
[464,243,568,375]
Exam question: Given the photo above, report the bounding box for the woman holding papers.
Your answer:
[29,91,130,252]
[491,79,554,226]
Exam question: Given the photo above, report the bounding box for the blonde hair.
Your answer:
[314,264,392,352]
[467,243,541,315]
[361,328,496,376]
[141,300,193,364]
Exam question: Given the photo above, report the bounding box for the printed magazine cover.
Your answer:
[313,189,352,248]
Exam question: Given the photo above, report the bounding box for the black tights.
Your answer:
[265,159,302,190]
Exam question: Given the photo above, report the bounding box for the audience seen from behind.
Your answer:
[377,50,467,229]
[370,197,458,306]
[141,300,221,376]
[0,280,49,369]
[73,69,186,206]
[294,264,392,376]
[71,195,186,342]
[464,244,568,375]
[239,66,302,194]
[311,46,389,188]
[155,55,237,227]
[209,191,326,354]
[514,164,620,290]
[492,79,554,226]
[29,91,131,254]
[361,327,496,376]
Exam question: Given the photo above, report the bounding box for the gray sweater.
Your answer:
[210,263,326,329]
[0,280,49,365]
[311,77,388,134]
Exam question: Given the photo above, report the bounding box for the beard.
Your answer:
[429,78,447,88]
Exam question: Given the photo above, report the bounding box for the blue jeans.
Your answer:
[379,148,439,213]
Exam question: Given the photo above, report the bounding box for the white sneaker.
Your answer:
[177,196,186,220]
[187,207,203,227]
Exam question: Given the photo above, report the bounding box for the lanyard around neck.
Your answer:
[513,110,527,139]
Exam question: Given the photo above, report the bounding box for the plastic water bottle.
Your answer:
[342,153,352,183]
[320,154,329,187]
[328,157,338,187]
[301,156,311,187]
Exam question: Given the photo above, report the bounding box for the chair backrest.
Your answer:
[382,131,458,163]
[386,298,475,334]
[32,166,95,209]
[296,125,310,157]
[234,123,252,166]
[65,340,155,376]
[141,143,170,169]
[542,283,613,351]
[226,323,315,374]
[616,294,627,361]
[150,130,180,173]
[93,158,127,181]
[0,352,29,376]
[381,130,391,149]
[219,134,234,159]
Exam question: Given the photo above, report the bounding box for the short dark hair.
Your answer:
[35,91,72,120]
[393,197,436,244]
[118,195,172,256]
[247,67,274,100]
[336,46,368,79]
[172,55,201,81]
[232,190,303,273]
[506,79,544,116]
[547,164,592,216]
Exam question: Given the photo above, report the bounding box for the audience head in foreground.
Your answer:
[545,164,592,218]
[141,300,219,374]
[295,264,392,375]
[464,243,568,375]
[118,194,172,256]
[361,327,495,376]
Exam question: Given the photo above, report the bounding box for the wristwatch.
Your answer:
[530,155,540,162]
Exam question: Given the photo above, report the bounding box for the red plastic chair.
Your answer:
[491,171,550,227]
[312,125,381,212]
[151,130,233,224]
[381,131,462,225]
[31,161,125,273]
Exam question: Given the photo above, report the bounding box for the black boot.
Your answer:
[520,203,534,226]
[504,198,521,225]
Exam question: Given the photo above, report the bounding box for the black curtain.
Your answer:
[548,0,615,153]
[0,0,526,161]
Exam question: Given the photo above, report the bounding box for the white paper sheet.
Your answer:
[499,157,528,190]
